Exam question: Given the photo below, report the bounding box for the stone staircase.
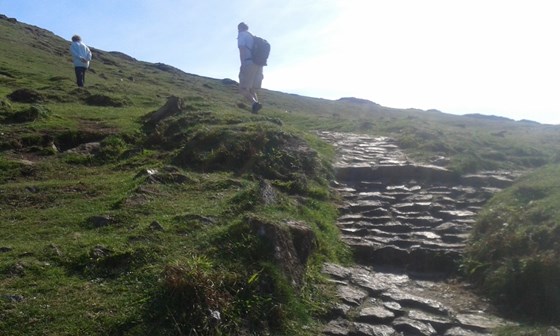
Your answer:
[317,131,520,336]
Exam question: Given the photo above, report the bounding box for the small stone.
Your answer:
[149,220,165,231]
[0,246,13,253]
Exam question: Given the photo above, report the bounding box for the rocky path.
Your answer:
[317,131,519,336]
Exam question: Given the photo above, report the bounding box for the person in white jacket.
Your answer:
[70,35,92,87]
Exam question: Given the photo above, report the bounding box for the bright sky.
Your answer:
[2,0,559,124]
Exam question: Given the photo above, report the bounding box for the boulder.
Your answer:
[248,217,316,288]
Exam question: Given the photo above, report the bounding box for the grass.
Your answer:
[464,164,560,324]
[1,14,560,335]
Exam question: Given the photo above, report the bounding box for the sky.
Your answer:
[2,0,559,124]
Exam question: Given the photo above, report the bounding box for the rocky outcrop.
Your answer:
[248,217,316,289]
[317,132,519,335]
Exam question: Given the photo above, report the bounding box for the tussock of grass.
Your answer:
[464,164,560,323]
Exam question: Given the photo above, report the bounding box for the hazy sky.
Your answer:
[2,0,559,124]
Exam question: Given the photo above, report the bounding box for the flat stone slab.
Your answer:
[317,132,518,335]
[357,305,395,323]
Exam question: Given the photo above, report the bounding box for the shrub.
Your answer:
[7,104,49,123]
[7,88,44,103]
[96,135,127,161]
[464,164,560,322]
[155,258,234,335]
[173,123,324,187]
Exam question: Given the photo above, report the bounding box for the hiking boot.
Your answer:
[252,102,262,114]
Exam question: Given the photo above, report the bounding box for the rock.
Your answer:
[444,327,491,335]
[318,132,518,335]
[356,304,395,323]
[90,245,111,259]
[392,316,437,335]
[329,303,353,319]
[336,285,368,306]
[353,323,398,336]
[65,142,100,155]
[2,294,24,303]
[323,318,352,336]
[322,263,352,280]
[407,309,454,334]
[455,313,508,333]
[351,270,409,294]
[0,246,13,253]
[149,221,165,231]
[248,217,316,288]
[8,263,25,276]
[259,179,278,205]
[144,96,183,124]
[381,290,449,316]
[87,215,115,228]
[547,327,560,336]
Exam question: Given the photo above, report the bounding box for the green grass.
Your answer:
[464,164,560,323]
[1,15,560,335]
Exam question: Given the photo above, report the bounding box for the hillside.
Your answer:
[1,14,559,335]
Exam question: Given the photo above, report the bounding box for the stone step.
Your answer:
[317,131,518,335]
[320,263,515,336]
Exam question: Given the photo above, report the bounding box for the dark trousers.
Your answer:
[74,66,87,87]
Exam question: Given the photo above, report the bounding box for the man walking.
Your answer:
[237,22,263,113]
[70,35,92,87]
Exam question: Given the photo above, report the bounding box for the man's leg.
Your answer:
[250,66,263,113]
[239,63,259,104]
[75,67,86,87]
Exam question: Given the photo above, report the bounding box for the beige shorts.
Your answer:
[239,62,263,90]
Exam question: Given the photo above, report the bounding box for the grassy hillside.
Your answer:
[465,164,560,324]
[1,14,559,334]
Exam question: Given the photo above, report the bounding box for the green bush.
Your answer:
[464,164,560,322]
[96,135,127,161]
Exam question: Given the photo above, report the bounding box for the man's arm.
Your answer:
[239,46,251,63]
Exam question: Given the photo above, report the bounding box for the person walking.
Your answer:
[70,35,92,87]
[237,22,263,113]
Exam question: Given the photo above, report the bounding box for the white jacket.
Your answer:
[70,41,92,68]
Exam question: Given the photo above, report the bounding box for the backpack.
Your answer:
[251,36,270,66]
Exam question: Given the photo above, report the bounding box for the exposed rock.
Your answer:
[392,316,437,335]
[336,285,369,306]
[455,313,509,333]
[547,327,560,336]
[65,142,100,155]
[2,294,24,303]
[248,217,316,288]
[149,221,165,232]
[259,179,278,205]
[8,262,25,276]
[356,305,395,323]
[86,215,115,228]
[353,323,397,336]
[444,327,491,335]
[90,245,111,259]
[144,95,184,124]
[323,318,352,336]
